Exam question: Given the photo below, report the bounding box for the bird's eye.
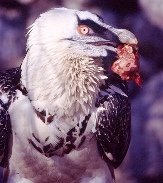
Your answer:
[77,25,90,35]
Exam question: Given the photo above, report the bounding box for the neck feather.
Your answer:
[21,47,106,118]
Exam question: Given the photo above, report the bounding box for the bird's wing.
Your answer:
[0,101,12,167]
[0,67,21,167]
[95,73,131,168]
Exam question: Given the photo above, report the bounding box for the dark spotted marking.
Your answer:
[45,136,50,142]
[32,133,40,143]
[39,110,46,116]
[42,138,65,157]
[63,143,76,154]
[29,114,91,157]
[34,109,45,123]
[62,114,91,154]
[17,82,28,96]
[53,137,64,151]
[43,143,53,153]
[28,139,43,154]
[34,109,54,124]
[78,135,86,148]
[78,114,91,136]
[45,151,59,158]
[47,115,54,123]
[29,136,65,157]
[66,128,77,143]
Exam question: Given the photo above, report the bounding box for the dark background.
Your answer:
[0,0,163,183]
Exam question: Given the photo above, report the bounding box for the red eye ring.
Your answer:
[77,25,89,35]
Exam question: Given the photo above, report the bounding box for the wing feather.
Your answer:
[0,67,20,167]
[95,73,131,168]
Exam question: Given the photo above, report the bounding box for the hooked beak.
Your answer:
[88,26,138,49]
[109,27,138,45]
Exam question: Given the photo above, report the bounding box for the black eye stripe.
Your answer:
[76,16,107,34]
[75,15,120,44]
[94,14,104,23]
[79,20,107,33]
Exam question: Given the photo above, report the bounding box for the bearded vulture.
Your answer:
[0,8,139,183]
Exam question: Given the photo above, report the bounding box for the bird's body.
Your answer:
[9,93,108,183]
[1,67,129,183]
[0,8,138,183]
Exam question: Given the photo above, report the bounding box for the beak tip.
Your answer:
[117,29,138,45]
[130,38,138,45]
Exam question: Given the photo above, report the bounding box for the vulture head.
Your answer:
[27,7,137,59]
[21,8,139,116]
